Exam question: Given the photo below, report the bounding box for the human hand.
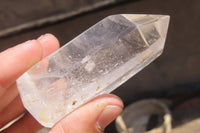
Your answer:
[0,34,123,133]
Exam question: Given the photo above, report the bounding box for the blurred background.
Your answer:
[0,0,200,132]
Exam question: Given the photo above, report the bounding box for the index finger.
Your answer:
[0,34,60,92]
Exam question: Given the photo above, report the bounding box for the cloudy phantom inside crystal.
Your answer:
[17,14,170,127]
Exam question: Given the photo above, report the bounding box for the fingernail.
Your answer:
[37,34,49,42]
[97,105,122,131]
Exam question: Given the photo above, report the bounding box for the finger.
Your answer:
[0,83,18,112]
[37,33,60,58]
[1,113,42,133]
[0,96,25,128]
[0,40,43,94]
[50,94,123,133]
[0,33,60,91]
[0,33,60,128]
[0,33,60,108]
[28,34,60,75]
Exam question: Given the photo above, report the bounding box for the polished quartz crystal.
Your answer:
[17,14,170,127]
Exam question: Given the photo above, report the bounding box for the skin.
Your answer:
[0,34,123,133]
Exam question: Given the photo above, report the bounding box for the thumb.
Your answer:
[49,94,123,133]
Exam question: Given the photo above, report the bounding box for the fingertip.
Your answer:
[92,94,124,131]
[0,39,43,88]
[37,33,60,58]
[50,94,123,133]
[96,105,123,131]
[93,94,124,108]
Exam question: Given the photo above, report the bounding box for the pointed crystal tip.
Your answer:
[122,14,170,46]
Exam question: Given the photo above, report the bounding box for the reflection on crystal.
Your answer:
[17,14,170,127]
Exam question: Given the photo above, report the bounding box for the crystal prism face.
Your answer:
[17,14,170,127]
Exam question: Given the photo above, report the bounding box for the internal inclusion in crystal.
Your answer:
[17,14,170,127]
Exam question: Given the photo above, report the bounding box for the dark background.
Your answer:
[0,0,200,132]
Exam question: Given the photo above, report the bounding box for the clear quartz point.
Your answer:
[17,14,170,127]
